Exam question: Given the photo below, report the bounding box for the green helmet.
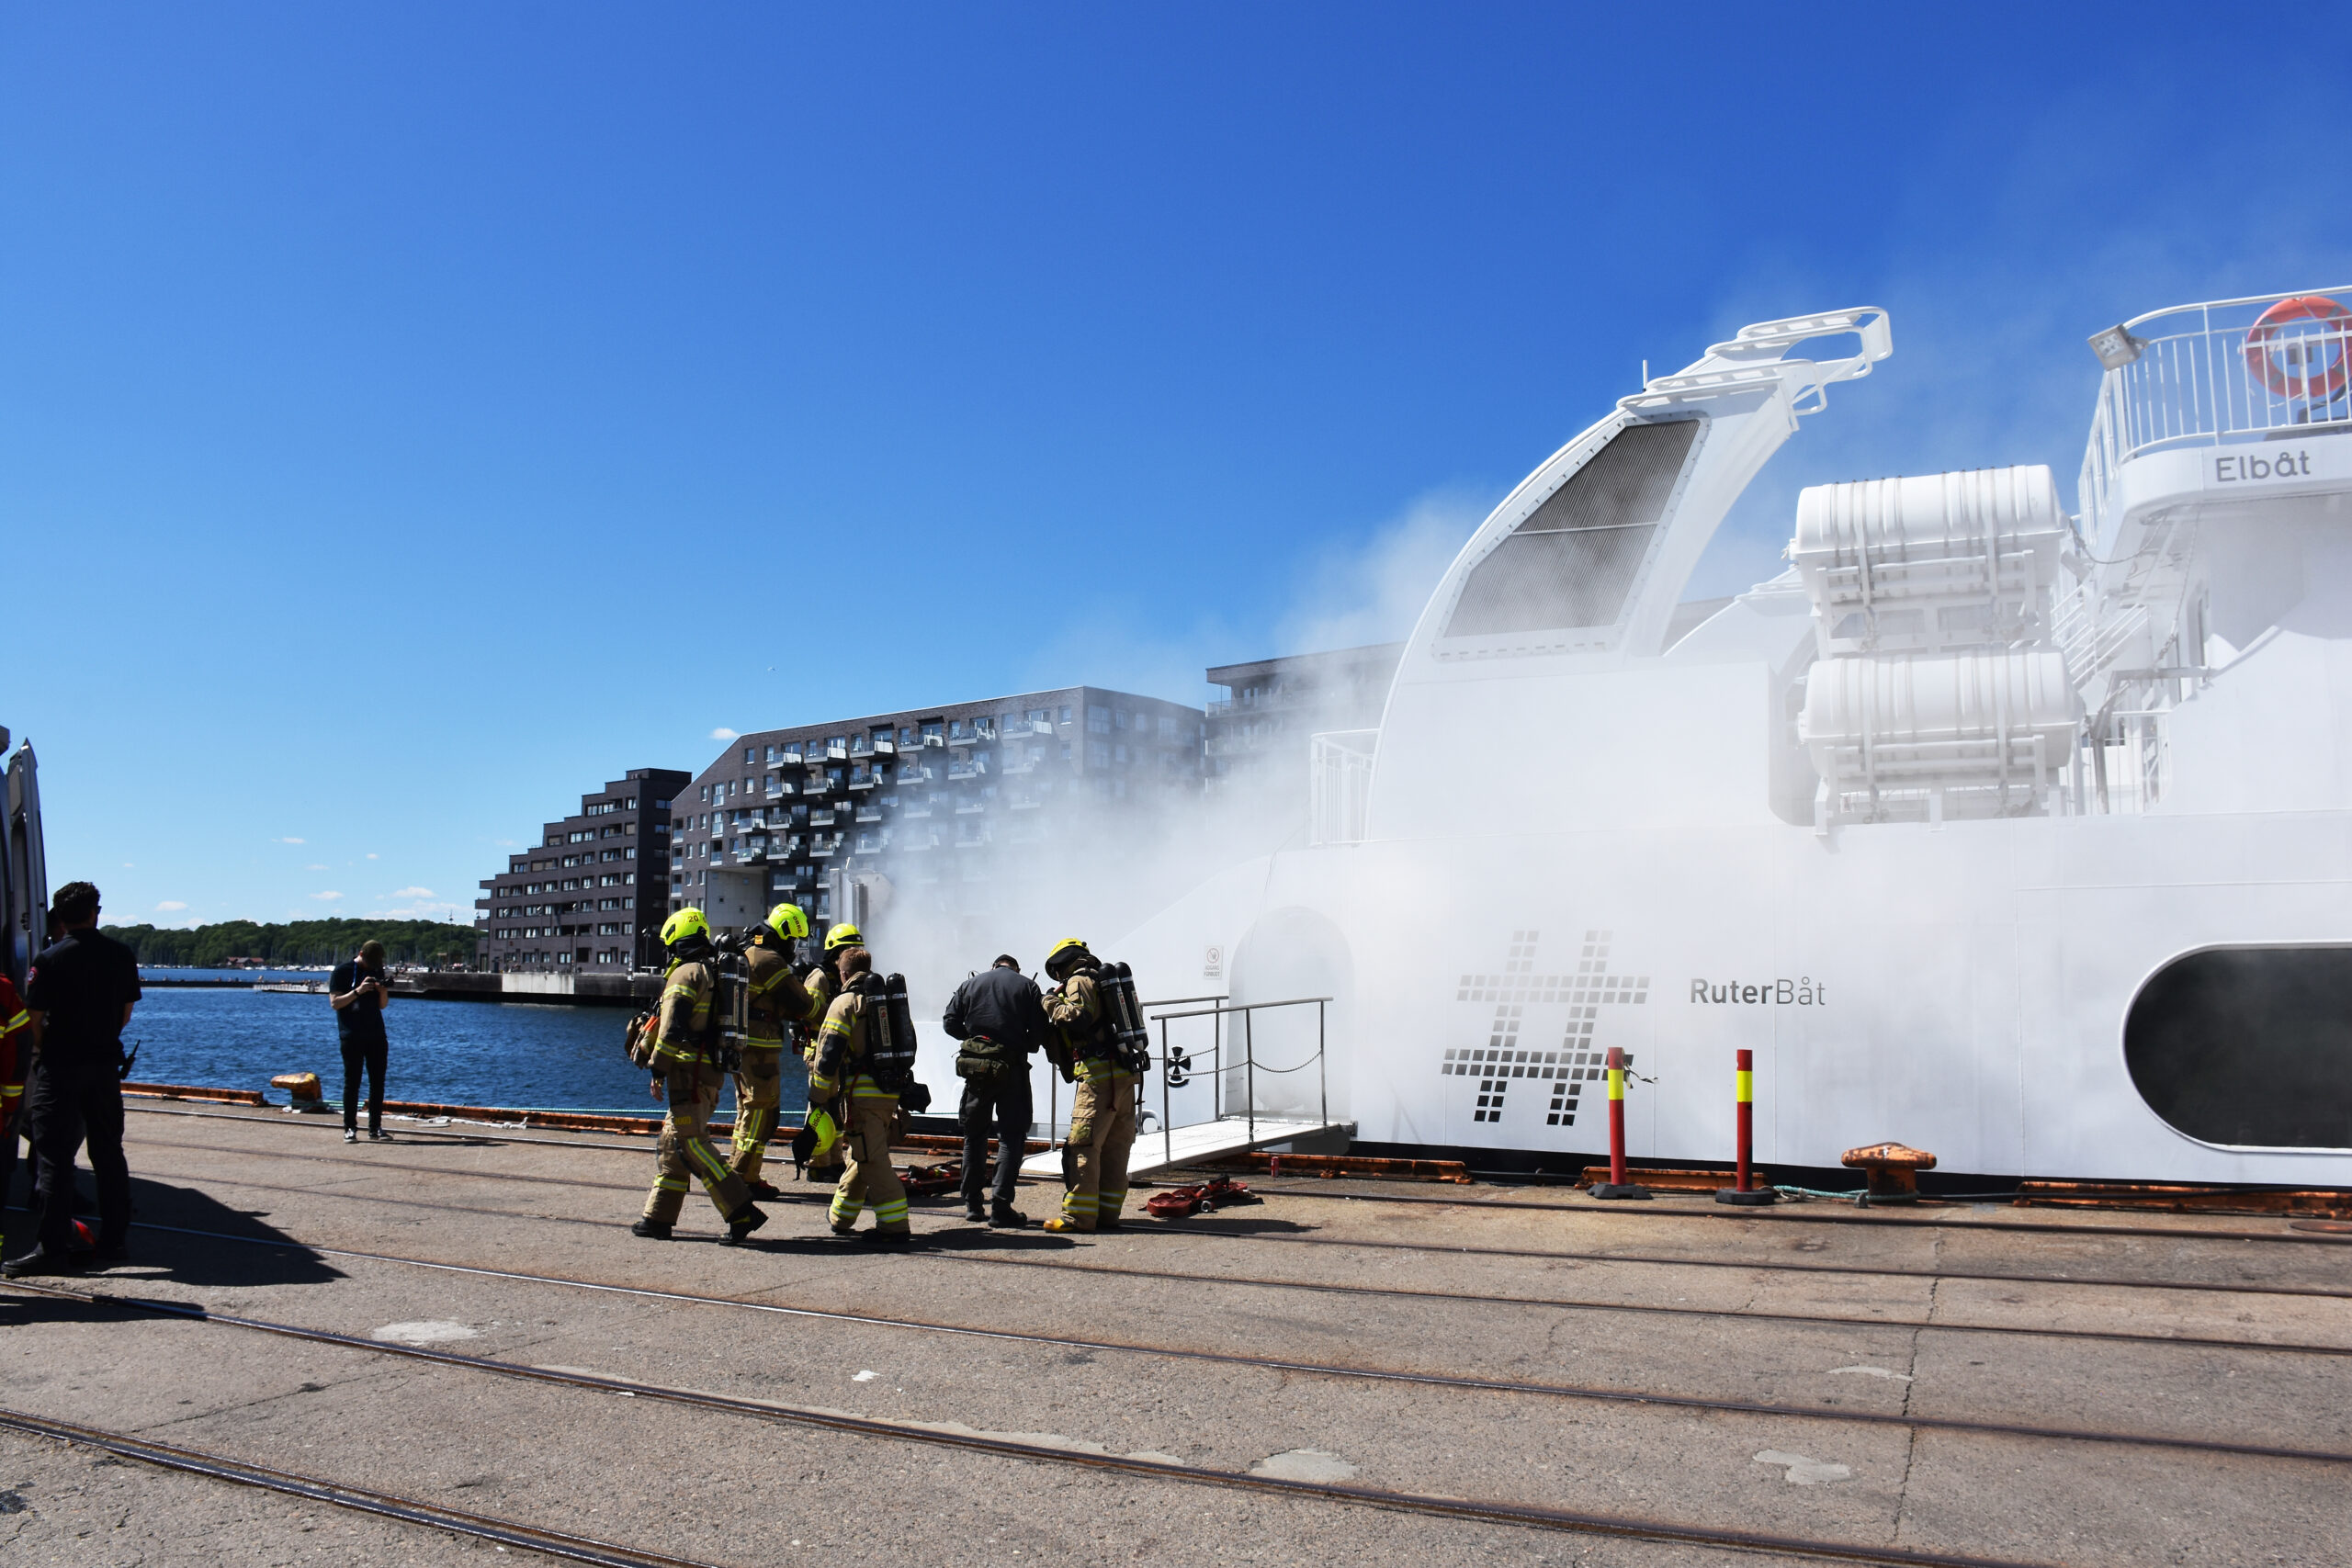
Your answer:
[822,921,864,953]
[765,902,809,943]
[661,908,710,949]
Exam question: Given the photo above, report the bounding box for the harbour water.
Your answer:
[126,973,808,1118]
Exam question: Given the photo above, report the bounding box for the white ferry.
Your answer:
[1122,289,2352,1184]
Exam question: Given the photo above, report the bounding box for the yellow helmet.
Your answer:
[1045,937,1091,978]
[661,908,710,948]
[822,921,864,953]
[765,902,809,943]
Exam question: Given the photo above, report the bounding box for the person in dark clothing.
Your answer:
[940,954,1047,1227]
[330,941,394,1144]
[4,882,141,1278]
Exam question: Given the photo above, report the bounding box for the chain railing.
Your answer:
[1145,994,1331,1171]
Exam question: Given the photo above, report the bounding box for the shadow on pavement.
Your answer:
[4,1176,347,1288]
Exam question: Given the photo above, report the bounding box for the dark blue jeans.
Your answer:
[23,1057,129,1256]
[342,1033,388,1132]
[959,1074,1034,1210]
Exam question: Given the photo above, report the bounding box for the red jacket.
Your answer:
[0,975,28,1122]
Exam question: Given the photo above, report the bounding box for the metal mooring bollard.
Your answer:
[1589,1046,1650,1200]
[1715,1048,1779,1205]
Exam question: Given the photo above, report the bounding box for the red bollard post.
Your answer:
[1589,1045,1649,1201]
[1716,1047,1779,1205]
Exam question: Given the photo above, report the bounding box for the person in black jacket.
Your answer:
[329,941,394,1144]
[4,882,141,1278]
[940,954,1046,1227]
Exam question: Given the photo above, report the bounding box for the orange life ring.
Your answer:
[2244,294,2351,401]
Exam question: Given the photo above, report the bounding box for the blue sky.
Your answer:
[5,4,2345,928]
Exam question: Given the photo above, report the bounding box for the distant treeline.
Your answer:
[102,919,481,968]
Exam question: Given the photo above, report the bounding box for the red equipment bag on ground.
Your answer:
[1144,1174,1258,1218]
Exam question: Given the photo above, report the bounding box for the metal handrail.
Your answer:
[1148,994,1332,1169]
[2079,285,2352,539]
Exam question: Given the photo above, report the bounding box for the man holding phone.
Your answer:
[330,940,394,1144]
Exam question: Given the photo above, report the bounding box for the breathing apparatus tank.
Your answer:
[1099,960,1151,1075]
[707,932,751,1073]
[860,971,920,1091]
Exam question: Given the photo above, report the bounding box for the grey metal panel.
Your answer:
[1443,420,1700,637]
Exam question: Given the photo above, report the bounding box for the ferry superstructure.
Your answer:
[1122,289,2352,1183]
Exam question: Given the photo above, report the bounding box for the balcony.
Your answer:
[848,738,873,757]
[775,748,803,765]
[899,800,933,818]
[1009,795,1043,810]
[824,742,849,761]
[2082,286,2352,537]
[848,773,878,791]
[946,761,983,781]
[854,807,882,823]
[922,732,945,749]
[808,809,836,828]
[874,737,897,755]
[955,798,987,815]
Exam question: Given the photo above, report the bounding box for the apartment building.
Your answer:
[670,687,1202,936]
[1203,643,1404,795]
[473,768,690,972]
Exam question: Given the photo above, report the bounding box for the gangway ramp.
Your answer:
[1020,1115,1350,1181]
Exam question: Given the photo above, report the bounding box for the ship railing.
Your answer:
[2079,286,2352,540]
[1138,994,1332,1172]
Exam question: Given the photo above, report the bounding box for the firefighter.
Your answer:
[0,971,33,1257]
[1040,938,1138,1234]
[791,921,862,1176]
[731,902,811,1199]
[633,908,768,1245]
[808,945,911,1245]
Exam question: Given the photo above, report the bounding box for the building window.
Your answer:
[1087,709,1110,734]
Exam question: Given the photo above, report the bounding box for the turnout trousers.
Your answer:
[729,1043,784,1182]
[831,1096,909,1235]
[959,1075,1033,1212]
[640,1060,753,1226]
[23,1058,130,1256]
[1060,1071,1139,1232]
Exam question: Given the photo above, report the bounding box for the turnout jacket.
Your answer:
[800,964,841,1066]
[653,958,718,1069]
[0,976,29,1123]
[810,986,897,1105]
[745,940,809,1046]
[1045,969,1127,1083]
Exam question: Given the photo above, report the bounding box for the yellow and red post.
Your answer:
[1589,1045,1649,1201]
[1715,1046,1778,1205]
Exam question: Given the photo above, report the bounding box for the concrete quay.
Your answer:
[4,1102,2350,1567]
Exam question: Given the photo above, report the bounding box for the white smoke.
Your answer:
[867,488,1488,1124]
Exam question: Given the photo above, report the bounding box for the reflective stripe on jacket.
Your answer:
[810,988,898,1104]
[654,959,715,1068]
